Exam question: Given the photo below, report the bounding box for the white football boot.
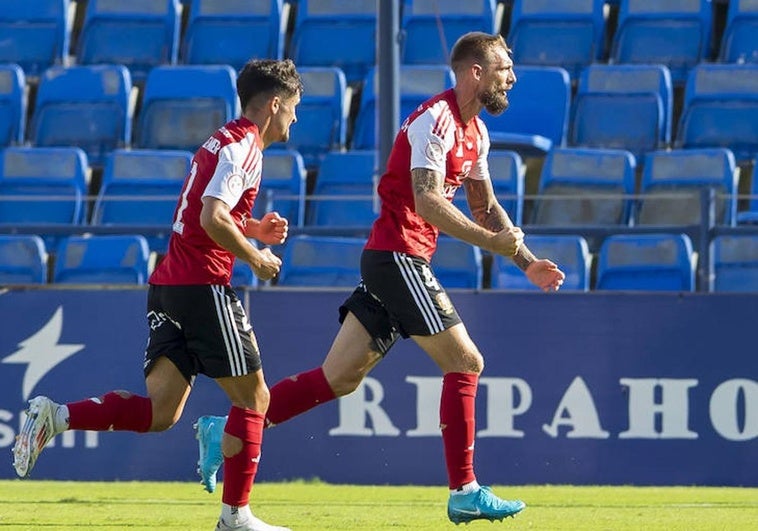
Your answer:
[12,396,62,477]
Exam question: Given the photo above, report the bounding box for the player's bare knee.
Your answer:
[254,385,270,412]
[330,372,365,397]
[150,412,180,432]
[461,350,484,374]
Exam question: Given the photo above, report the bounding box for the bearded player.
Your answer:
[195,32,565,525]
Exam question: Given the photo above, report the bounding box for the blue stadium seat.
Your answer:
[479,66,571,157]
[0,147,89,228]
[532,147,636,226]
[308,150,378,227]
[719,0,758,64]
[636,148,737,226]
[611,0,712,85]
[76,0,181,84]
[432,237,483,289]
[0,64,26,147]
[91,149,193,252]
[401,0,499,65]
[453,150,525,226]
[290,0,377,85]
[54,234,151,284]
[490,234,591,291]
[737,156,758,224]
[285,67,348,171]
[675,63,758,163]
[0,235,48,284]
[508,0,606,80]
[253,148,307,227]
[0,0,69,78]
[30,65,132,167]
[709,234,758,292]
[570,64,672,159]
[135,65,238,152]
[352,65,455,150]
[595,233,695,291]
[182,0,286,70]
[277,235,364,287]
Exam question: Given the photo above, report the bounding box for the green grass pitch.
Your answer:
[1,480,756,530]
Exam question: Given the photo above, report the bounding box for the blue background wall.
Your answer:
[0,288,756,486]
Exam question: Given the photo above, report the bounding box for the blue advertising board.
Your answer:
[0,288,756,486]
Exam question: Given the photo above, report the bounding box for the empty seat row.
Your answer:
[3,60,757,172]
[0,232,259,287]
[0,234,150,284]
[0,145,306,251]
[0,62,350,170]
[0,0,286,82]
[251,231,758,293]
[533,146,739,227]
[3,1,756,89]
[262,146,742,230]
[5,231,757,292]
[297,0,757,84]
[0,0,489,85]
[308,59,753,165]
[484,62,758,162]
[0,63,238,166]
[311,61,758,162]
[14,146,517,237]
[0,145,750,258]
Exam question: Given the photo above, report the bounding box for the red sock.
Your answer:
[66,391,152,432]
[222,406,264,507]
[440,372,478,489]
[266,367,336,426]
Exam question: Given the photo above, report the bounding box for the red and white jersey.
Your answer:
[365,89,491,262]
[150,117,263,286]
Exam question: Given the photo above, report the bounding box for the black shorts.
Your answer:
[145,284,262,383]
[339,249,462,355]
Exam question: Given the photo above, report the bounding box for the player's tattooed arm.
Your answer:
[463,178,536,271]
[411,168,496,250]
[463,177,510,232]
[411,167,445,196]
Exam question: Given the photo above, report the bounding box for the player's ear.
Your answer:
[269,95,281,114]
[472,63,483,81]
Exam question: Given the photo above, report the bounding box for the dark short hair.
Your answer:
[450,32,510,73]
[237,59,304,111]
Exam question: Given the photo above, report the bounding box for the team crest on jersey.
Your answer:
[425,140,445,165]
[435,292,454,315]
[227,173,244,196]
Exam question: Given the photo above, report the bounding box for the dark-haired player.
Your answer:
[13,59,304,531]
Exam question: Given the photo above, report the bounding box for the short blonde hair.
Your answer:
[450,32,510,73]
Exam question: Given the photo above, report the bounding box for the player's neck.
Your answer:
[453,86,482,124]
[241,110,271,149]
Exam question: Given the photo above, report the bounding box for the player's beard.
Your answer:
[479,87,509,116]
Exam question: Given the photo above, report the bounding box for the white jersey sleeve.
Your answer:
[202,133,262,208]
[467,118,491,181]
[407,103,456,173]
